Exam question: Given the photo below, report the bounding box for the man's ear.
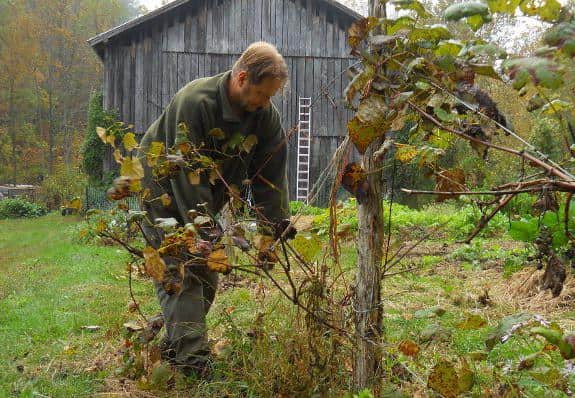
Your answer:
[237,70,248,87]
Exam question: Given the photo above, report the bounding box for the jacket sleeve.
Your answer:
[140,89,216,225]
[249,105,290,234]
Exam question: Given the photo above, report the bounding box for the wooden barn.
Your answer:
[89,0,361,204]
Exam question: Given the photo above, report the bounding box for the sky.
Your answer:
[139,0,164,11]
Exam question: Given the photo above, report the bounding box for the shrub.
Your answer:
[81,91,117,184]
[0,198,47,219]
[37,165,87,210]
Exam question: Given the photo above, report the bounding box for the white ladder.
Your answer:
[296,97,312,203]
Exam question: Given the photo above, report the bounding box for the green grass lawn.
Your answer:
[0,213,157,397]
[1,212,575,397]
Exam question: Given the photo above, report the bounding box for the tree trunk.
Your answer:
[353,0,387,390]
[353,139,385,389]
[47,86,55,174]
[9,81,17,186]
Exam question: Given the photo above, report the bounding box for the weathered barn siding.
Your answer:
[95,0,359,204]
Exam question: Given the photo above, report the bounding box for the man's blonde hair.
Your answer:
[232,42,288,85]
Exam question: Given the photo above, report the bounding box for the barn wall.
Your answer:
[102,0,358,203]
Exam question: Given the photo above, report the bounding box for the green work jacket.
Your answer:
[138,71,289,230]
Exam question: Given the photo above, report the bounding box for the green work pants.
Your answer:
[143,221,218,367]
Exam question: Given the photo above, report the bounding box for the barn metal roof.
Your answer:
[88,0,362,49]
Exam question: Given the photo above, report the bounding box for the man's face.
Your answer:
[237,73,283,113]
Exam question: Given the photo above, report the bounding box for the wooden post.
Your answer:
[353,0,386,390]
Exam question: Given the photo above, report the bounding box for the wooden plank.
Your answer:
[103,47,110,110]
[248,0,256,45]
[268,0,276,49]
[296,0,305,57]
[184,6,192,52]
[231,0,240,53]
[326,57,335,138]
[304,0,312,57]
[135,33,144,134]
[326,10,334,58]
[262,0,270,43]
[288,0,296,56]
[311,0,320,57]
[335,58,344,137]
[339,17,347,57]
[206,0,213,52]
[276,0,284,54]
[319,2,327,57]
[254,0,262,41]
[197,0,207,52]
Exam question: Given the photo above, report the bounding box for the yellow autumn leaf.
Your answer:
[207,249,232,274]
[395,143,420,163]
[68,197,82,211]
[96,218,107,233]
[123,132,138,152]
[160,193,172,207]
[97,126,116,147]
[121,156,145,179]
[187,170,201,185]
[208,128,226,140]
[113,149,123,164]
[146,141,165,167]
[143,246,166,282]
[255,235,279,263]
[129,178,142,193]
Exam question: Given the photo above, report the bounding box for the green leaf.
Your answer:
[466,14,488,31]
[485,312,533,350]
[241,134,258,153]
[405,57,426,74]
[534,66,563,89]
[487,0,521,14]
[456,314,487,330]
[415,305,446,318]
[227,132,244,150]
[520,0,561,22]
[427,361,460,398]
[469,63,501,79]
[344,65,375,103]
[388,16,417,35]
[348,116,387,154]
[291,235,323,263]
[463,44,507,59]
[541,99,573,115]
[509,219,538,242]
[392,0,430,18]
[503,57,563,90]
[435,55,457,72]
[444,2,490,22]
[531,326,575,359]
[435,40,463,56]
[433,107,456,122]
[409,24,451,43]
[428,128,453,149]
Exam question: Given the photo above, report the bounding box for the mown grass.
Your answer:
[0,213,157,397]
[1,209,575,397]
